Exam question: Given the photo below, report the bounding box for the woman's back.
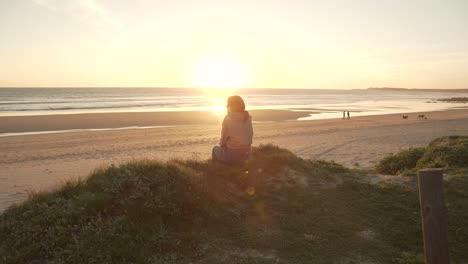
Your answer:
[222,112,253,149]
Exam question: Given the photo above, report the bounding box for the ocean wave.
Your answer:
[0,87,465,116]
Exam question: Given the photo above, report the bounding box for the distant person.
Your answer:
[343,111,345,119]
[347,111,350,119]
[212,95,253,165]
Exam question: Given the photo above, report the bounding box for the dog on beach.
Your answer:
[418,114,426,119]
[402,115,408,119]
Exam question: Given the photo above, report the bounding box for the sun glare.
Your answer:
[192,54,248,89]
[191,53,247,116]
[201,88,235,117]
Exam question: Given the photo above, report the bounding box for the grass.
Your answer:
[418,136,468,168]
[376,136,468,175]
[375,147,425,175]
[1,143,467,263]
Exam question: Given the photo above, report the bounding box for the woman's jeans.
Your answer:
[212,146,251,165]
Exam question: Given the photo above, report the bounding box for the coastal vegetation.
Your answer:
[1,142,467,264]
[376,136,468,175]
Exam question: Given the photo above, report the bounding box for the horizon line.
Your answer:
[1,86,468,90]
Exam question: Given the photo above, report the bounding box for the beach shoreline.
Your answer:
[2,108,468,212]
[1,105,467,135]
[0,109,314,134]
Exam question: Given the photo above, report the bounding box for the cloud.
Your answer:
[32,0,121,30]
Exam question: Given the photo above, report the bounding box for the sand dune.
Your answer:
[2,109,468,212]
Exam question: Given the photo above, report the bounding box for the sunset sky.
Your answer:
[1,0,467,89]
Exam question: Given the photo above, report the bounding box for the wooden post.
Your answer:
[417,169,450,264]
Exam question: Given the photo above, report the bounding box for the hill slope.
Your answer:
[1,144,467,264]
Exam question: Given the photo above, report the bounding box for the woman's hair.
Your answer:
[227,95,245,112]
[227,95,249,121]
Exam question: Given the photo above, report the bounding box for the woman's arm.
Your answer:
[247,117,253,145]
[219,116,229,148]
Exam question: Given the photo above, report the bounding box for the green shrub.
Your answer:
[376,136,468,175]
[375,147,425,175]
[417,136,468,169]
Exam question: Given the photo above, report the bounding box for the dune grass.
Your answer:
[376,136,468,175]
[375,147,425,175]
[1,143,467,263]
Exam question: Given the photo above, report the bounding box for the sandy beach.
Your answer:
[0,109,313,133]
[2,109,468,212]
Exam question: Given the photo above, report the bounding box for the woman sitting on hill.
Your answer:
[212,95,253,165]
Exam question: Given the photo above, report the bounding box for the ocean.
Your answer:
[0,88,466,120]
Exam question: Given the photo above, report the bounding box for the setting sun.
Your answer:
[200,87,237,116]
[192,54,248,89]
